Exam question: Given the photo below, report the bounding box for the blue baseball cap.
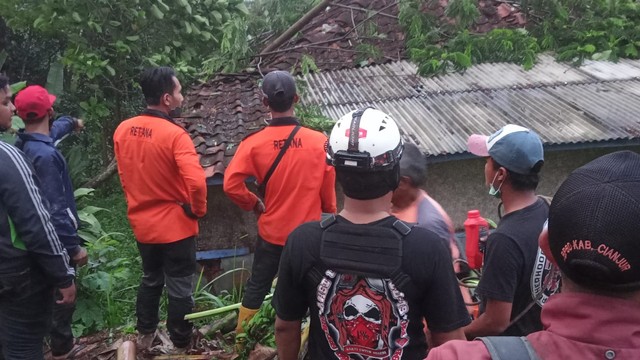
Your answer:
[467,124,544,174]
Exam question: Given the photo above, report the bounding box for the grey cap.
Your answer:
[261,70,296,101]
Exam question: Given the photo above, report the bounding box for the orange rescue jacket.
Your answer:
[113,110,207,244]
[223,117,336,246]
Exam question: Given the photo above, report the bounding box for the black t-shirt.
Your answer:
[273,216,470,359]
[476,198,549,336]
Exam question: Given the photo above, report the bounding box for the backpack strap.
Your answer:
[478,336,540,360]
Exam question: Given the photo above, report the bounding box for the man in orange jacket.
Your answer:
[223,70,336,342]
[113,67,207,352]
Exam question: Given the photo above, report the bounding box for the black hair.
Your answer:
[0,74,9,90]
[399,143,427,187]
[139,67,177,106]
[265,95,295,113]
[493,159,543,191]
[336,165,400,200]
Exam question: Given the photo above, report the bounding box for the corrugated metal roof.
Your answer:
[301,57,640,157]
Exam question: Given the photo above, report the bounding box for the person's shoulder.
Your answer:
[21,139,56,158]
[426,339,490,360]
[114,117,135,134]
[404,225,448,248]
[0,141,20,158]
[241,127,267,142]
[290,220,324,240]
[300,126,328,142]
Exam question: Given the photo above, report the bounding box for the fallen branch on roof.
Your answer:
[259,0,332,55]
[332,3,399,19]
[256,1,400,59]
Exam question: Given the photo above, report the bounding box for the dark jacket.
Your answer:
[15,117,81,257]
[0,141,75,291]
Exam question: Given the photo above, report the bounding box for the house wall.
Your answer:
[196,185,257,252]
[425,145,640,230]
[196,145,639,251]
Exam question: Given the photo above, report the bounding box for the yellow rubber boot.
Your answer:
[235,306,259,352]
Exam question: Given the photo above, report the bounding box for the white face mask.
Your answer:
[488,172,504,198]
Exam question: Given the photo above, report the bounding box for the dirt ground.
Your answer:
[43,329,277,360]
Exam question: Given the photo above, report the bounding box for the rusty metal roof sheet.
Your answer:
[301,59,640,157]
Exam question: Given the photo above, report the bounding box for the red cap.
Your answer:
[14,85,56,120]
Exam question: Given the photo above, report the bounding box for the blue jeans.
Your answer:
[0,268,53,360]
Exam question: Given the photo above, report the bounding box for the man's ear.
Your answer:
[497,167,508,182]
[539,226,557,265]
[293,94,300,104]
[262,97,270,108]
[162,93,171,107]
[397,176,411,189]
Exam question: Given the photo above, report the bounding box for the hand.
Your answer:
[253,199,265,217]
[180,203,199,219]
[73,246,88,267]
[57,282,77,305]
[74,118,85,131]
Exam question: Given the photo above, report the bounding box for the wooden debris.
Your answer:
[116,341,136,360]
[248,344,277,360]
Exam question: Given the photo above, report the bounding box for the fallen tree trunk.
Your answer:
[83,158,118,189]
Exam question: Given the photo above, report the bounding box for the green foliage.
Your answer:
[247,0,320,35]
[445,0,480,30]
[356,43,384,66]
[400,0,640,76]
[537,0,640,64]
[3,0,248,171]
[72,184,139,337]
[295,100,335,134]
[237,302,277,358]
[202,17,250,74]
[74,233,140,337]
[74,188,109,243]
[300,54,320,75]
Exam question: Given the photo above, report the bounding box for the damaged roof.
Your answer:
[300,55,640,158]
[180,0,528,181]
[258,0,525,72]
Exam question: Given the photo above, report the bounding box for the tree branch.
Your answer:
[259,0,333,55]
[255,1,400,59]
[332,3,399,19]
[83,157,118,189]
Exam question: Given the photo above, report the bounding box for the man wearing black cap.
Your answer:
[464,124,549,338]
[223,70,337,344]
[428,150,640,359]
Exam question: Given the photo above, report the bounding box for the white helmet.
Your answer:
[327,108,403,171]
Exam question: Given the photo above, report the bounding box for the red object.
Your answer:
[14,85,57,120]
[464,210,490,270]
